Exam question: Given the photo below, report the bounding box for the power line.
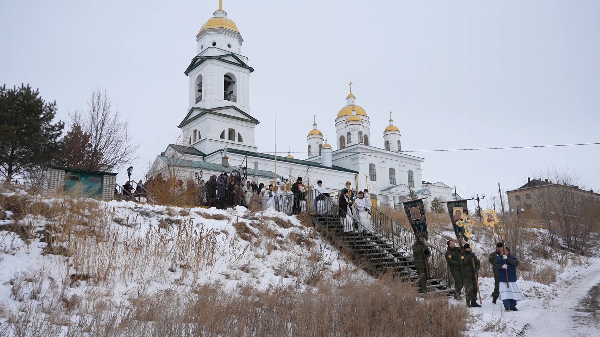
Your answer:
[261,142,600,154]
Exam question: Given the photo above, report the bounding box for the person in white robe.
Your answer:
[354,191,371,233]
[313,180,331,214]
[243,180,253,208]
[362,189,373,232]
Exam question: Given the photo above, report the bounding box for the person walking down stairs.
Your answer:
[412,237,431,293]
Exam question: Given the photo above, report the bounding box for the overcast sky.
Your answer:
[2,0,599,210]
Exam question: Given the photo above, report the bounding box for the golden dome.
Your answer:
[347,93,355,99]
[347,115,361,122]
[286,154,294,159]
[384,125,399,132]
[197,17,239,36]
[308,129,323,136]
[337,105,367,118]
[322,143,331,149]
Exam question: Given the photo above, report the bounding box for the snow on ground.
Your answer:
[2,192,600,336]
[465,255,600,336]
[0,196,372,329]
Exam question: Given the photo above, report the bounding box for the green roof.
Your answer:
[209,148,359,174]
[51,167,118,176]
[184,53,254,76]
[158,156,282,179]
[168,144,206,157]
[178,106,260,129]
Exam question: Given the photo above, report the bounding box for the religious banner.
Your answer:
[402,198,428,240]
[446,199,469,242]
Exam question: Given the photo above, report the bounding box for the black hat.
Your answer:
[297,177,302,181]
[496,242,504,248]
[463,243,471,249]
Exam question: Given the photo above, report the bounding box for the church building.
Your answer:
[149,2,453,208]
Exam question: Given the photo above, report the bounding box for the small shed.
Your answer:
[43,167,117,200]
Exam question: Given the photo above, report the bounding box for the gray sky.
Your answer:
[2,0,599,210]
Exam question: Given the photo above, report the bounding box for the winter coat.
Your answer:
[206,177,217,199]
[489,251,501,277]
[412,242,431,270]
[445,247,462,271]
[494,255,519,283]
[460,252,480,279]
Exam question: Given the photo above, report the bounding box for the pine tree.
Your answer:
[57,123,100,170]
[0,84,64,182]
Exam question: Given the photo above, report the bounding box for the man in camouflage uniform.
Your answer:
[412,237,431,293]
[460,243,481,307]
[445,240,463,300]
[489,242,504,304]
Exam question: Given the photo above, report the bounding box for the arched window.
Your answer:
[319,144,322,156]
[389,168,396,185]
[197,130,201,140]
[193,130,197,143]
[347,132,352,144]
[363,135,369,146]
[308,145,312,156]
[189,136,191,145]
[237,132,243,143]
[369,164,376,181]
[385,141,390,151]
[339,136,346,149]
[397,140,401,152]
[195,74,203,104]
[224,73,237,102]
[408,170,414,188]
[358,131,363,144]
[228,128,236,141]
[220,130,225,139]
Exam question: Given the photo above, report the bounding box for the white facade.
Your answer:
[149,4,457,210]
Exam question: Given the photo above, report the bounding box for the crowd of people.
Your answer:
[441,240,524,310]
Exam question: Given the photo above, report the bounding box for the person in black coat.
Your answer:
[291,177,306,214]
[338,181,354,232]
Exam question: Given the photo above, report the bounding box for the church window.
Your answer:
[195,74,203,103]
[200,45,203,50]
[224,73,237,102]
[347,132,352,144]
[358,131,363,144]
[237,132,243,143]
[369,164,377,181]
[227,43,232,48]
[364,135,369,146]
[193,130,197,143]
[408,170,414,188]
[228,128,236,141]
[212,41,216,46]
[189,137,191,145]
[389,168,396,185]
[339,136,345,149]
[319,144,322,156]
[385,141,390,151]
[220,130,225,139]
[397,140,401,152]
[308,145,312,156]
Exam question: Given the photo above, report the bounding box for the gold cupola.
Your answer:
[308,116,323,136]
[197,1,240,37]
[384,113,400,133]
[338,82,367,118]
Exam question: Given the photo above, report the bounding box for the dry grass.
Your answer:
[145,177,199,207]
[195,211,227,221]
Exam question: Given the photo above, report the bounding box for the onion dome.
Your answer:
[197,2,240,37]
[338,105,367,118]
[384,113,400,133]
[322,143,331,149]
[308,118,323,136]
[286,150,294,159]
[347,115,361,122]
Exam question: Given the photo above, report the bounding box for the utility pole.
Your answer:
[498,183,505,214]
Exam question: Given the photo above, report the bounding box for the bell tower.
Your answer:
[178,1,259,155]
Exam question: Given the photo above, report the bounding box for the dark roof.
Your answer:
[184,53,254,76]
[519,179,553,189]
[51,167,118,176]
[210,148,359,174]
[178,106,260,128]
[157,156,282,179]
[168,144,206,157]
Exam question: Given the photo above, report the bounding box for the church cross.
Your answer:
[314,115,316,124]
[390,111,392,120]
[219,0,223,10]
[349,81,353,94]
